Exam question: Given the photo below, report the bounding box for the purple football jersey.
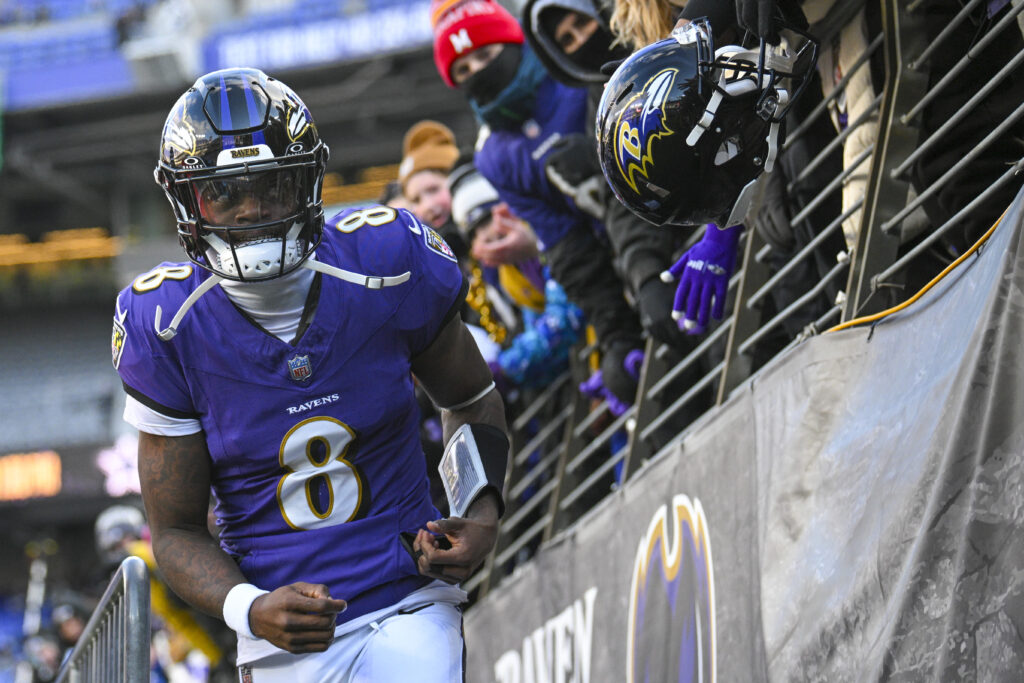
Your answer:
[113,207,465,624]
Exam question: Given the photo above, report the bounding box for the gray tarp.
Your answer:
[463,188,1024,682]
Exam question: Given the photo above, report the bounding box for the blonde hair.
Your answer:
[610,0,680,50]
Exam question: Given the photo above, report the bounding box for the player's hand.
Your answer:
[248,582,347,654]
[412,496,499,585]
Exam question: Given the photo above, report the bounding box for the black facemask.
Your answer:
[569,28,630,77]
[463,44,523,106]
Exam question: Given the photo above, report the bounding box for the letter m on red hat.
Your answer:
[450,27,474,54]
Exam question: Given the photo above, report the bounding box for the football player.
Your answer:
[112,68,508,681]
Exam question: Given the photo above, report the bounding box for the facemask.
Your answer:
[463,44,523,106]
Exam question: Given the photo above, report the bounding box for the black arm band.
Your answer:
[470,423,510,518]
[439,423,510,519]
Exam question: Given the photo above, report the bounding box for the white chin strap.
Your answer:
[154,252,411,342]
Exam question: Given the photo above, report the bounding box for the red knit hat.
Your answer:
[431,0,524,88]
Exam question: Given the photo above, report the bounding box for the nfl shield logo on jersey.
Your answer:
[287,355,313,382]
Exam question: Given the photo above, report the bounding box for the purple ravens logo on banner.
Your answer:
[615,68,678,195]
[628,494,715,683]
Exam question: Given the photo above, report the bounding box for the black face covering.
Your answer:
[463,44,523,106]
[569,27,630,77]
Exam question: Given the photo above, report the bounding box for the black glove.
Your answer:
[636,277,687,350]
[735,0,808,45]
[600,342,643,407]
[544,134,606,220]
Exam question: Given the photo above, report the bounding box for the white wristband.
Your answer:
[223,583,269,639]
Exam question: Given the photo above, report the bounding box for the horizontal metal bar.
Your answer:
[645,320,732,399]
[902,2,1024,122]
[895,45,1024,177]
[565,407,634,474]
[514,404,572,467]
[640,361,724,441]
[783,34,883,151]
[747,200,859,308]
[876,158,1024,284]
[461,567,488,594]
[738,258,849,356]
[790,145,874,226]
[510,446,564,498]
[882,102,1024,233]
[495,513,553,566]
[558,449,625,510]
[512,372,570,432]
[754,241,773,264]
[501,479,559,531]
[572,399,610,438]
[908,0,985,70]
[575,341,598,362]
[788,94,882,194]
[811,304,843,333]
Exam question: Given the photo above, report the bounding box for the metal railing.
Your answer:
[55,556,150,683]
[463,0,1024,600]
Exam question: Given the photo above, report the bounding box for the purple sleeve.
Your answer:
[475,134,591,250]
[113,286,199,418]
[384,209,467,356]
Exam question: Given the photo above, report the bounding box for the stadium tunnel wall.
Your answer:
[462,188,1024,682]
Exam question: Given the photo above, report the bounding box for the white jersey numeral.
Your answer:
[335,206,398,233]
[276,416,365,530]
[132,265,193,293]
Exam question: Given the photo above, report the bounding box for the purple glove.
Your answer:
[578,350,644,417]
[661,223,743,335]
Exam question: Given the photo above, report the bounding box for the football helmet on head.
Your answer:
[596,18,817,227]
[154,68,329,281]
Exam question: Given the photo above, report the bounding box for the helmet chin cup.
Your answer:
[202,221,306,280]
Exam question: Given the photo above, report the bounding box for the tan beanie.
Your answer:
[398,121,460,193]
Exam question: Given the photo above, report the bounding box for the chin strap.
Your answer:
[686,45,796,173]
[155,274,224,341]
[154,259,411,342]
[300,258,411,290]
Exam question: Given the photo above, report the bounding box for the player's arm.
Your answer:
[138,431,346,653]
[410,315,508,583]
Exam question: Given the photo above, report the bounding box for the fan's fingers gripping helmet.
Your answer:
[596,18,817,227]
[154,68,329,281]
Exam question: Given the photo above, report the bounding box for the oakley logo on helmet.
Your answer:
[614,68,677,195]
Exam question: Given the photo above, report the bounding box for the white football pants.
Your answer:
[238,601,464,683]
